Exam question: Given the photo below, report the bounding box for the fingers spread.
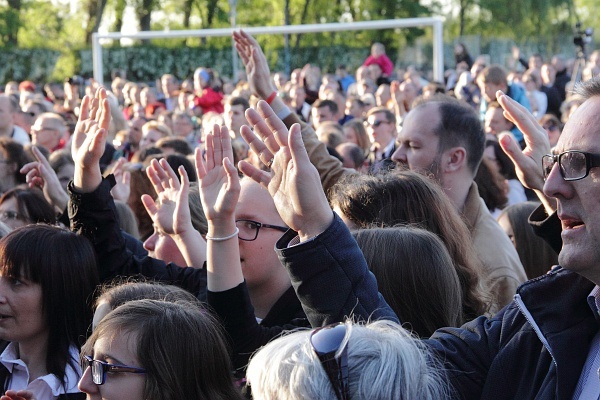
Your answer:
[141,194,158,217]
[257,101,289,148]
[239,160,271,189]
[240,125,273,168]
[245,107,282,154]
[288,123,310,167]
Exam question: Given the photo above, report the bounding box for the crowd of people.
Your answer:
[0,28,597,399]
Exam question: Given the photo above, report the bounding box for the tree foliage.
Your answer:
[0,0,597,81]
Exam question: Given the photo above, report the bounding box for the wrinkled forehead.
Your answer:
[556,97,600,153]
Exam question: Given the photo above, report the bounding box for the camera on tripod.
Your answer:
[574,23,593,56]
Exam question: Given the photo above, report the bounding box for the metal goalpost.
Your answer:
[92,17,444,86]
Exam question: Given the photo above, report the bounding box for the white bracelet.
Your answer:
[276,107,292,120]
[205,227,239,242]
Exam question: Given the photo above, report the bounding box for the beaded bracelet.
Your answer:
[205,227,239,242]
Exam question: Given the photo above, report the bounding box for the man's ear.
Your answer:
[443,147,467,173]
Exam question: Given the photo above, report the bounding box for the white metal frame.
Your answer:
[92,18,444,86]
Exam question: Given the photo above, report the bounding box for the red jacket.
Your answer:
[363,54,394,77]
[193,87,224,114]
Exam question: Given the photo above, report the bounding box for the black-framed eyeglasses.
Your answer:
[310,322,351,400]
[364,120,389,128]
[83,355,147,385]
[235,219,288,241]
[542,150,600,181]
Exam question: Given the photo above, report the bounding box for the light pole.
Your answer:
[228,0,239,82]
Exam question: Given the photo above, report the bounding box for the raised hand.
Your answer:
[196,124,242,291]
[72,87,111,193]
[110,157,131,202]
[142,158,206,268]
[239,101,332,241]
[195,124,240,225]
[240,101,291,176]
[233,30,277,100]
[20,146,69,212]
[142,158,193,237]
[497,90,556,212]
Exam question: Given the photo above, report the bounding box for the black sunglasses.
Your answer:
[364,120,389,128]
[83,355,147,385]
[310,322,351,400]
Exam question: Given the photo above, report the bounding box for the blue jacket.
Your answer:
[276,214,597,399]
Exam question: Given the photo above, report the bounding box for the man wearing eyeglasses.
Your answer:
[30,112,68,152]
[233,30,525,312]
[267,79,600,399]
[365,106,397,171]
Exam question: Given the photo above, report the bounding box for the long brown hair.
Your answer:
[330,169,490,320]
[353,226,463,337]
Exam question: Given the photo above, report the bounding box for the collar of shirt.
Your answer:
[0,342,82,397]
[587,285,600,322]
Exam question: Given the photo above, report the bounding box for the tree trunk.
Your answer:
[294,0,311,50]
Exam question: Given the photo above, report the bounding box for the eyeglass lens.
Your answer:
[543,151,588,181]
[236,220,258,241]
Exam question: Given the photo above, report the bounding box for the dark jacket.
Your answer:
[208,283,308,372]
[276,213,597,399]
[68,176,208,301]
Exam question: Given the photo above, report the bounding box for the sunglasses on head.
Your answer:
[310,322,351,400]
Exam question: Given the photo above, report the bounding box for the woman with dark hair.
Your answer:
[0,224,99,399]
[79,299,244,400]
[0,187,55,230]
[454,42,473,70]
[353,227,463,337]
[498,202,559,279]
[330,170,490,320]
[0,138,33,195]
[474,157,508,217]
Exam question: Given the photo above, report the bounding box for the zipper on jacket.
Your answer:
[514,293,557,366]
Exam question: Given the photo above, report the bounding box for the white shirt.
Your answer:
[572,286,600,400]
[0,342,82,399]
[11,126,30,145]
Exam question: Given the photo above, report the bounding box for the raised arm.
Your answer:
[196,124,243,292]
[234,30,351,193]
[68,88,208,298]
[142,158,207,269]
[21,146,69,213]
[240,101,397,325]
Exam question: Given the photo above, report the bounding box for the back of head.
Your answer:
[247,320,450,400]
[414,94,485,174]
[83,299,242,400]
[478,64,508,86]
[330,170,488,319]
[96,280,199,311]
[498,202,558,279]
[114,200,141,239]
[475,158,508,212]
[316,121,345,148]
[353,227,463,336]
